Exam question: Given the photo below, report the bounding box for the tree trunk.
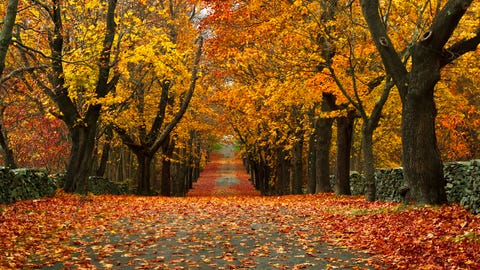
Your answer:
[335,110,355,195]
[192,142,201,186]
[0,0,18,77]
[0,124,17,169]
[173,145,187,196]
[160,137,175,196]
[135,152,153,195]
[275,148,288,195]
[251,159,260,190]
[315,117,334,193]
[64,126,97,194]
[402,63,446,203]
[292,138,303,194]
[307,131,316,194]
[172,160,187,196]
[96,126,113,177]
[160,155,172,196]
[362,124,376,201]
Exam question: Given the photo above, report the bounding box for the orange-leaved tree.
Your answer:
[360,0,480,203]
[312,1,394,201]
[203,0,332,195]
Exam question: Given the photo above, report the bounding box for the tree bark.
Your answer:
[308,94,336,193]
[275,148,288,195]
[292,137,303,194]
[335,110,355,195]
[307,129,316,194]
[362,125,376,201]
[160,137,175,196]
[64,125,97,194]
[96,126,113,177]
[0,124,17,169]
[315,117,334,193]
[402,58,446,203]
[135,152,154,195]
[0,0,18,77]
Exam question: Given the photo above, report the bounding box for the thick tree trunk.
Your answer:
[172,160,187,196]
[402,63,446,204]
[135,153,153,195]
[335,110,355,195]
[64,126,97,194]
[315,117,334,193]
[173,146,189,197]
[160,156,172,196]
[292,138,303,194]
[258,157,271,195]
[317,94,336,193]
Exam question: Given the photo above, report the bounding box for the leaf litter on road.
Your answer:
[0,147,479,269]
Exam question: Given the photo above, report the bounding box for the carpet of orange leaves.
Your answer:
[0,149,478,269]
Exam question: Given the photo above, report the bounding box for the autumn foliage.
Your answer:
[1,0,480,266]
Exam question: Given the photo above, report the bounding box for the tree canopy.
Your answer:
[0,0,478,200]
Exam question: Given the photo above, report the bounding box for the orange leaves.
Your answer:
[1,192,479,269]
[1,147,479,269]
[319,204,480,269]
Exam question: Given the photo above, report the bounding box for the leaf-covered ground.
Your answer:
[1,146,479,269]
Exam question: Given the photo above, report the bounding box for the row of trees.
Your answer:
[1,0,479,202]
[202,0,479,203]
[0,0,221,195]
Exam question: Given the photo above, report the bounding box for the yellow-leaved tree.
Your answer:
[11,0,121,193]
[103,0,204,195]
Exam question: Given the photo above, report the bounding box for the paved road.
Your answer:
[43,144,374,269]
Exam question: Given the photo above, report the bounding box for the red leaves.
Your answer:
[187,151,260,197]
[315,203,480,269]
[0,149,478,268]
[1,193,479,269]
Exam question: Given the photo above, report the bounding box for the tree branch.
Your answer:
[441,26,480,67]
[0,65,48,84]
[0,0,19,77]
[425,0,474,51]
[359,0,409,99]
[151,36,204,153]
